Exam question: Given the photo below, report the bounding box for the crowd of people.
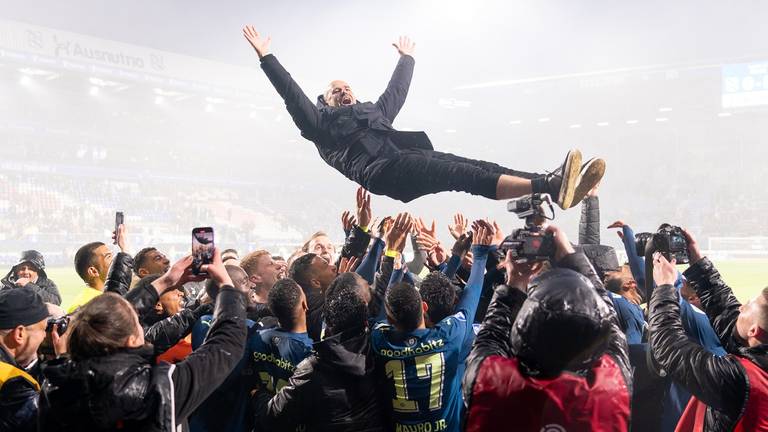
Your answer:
[1,185,766,432]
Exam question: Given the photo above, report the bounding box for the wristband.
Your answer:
[385,249,400,258]
[359,225,369,233]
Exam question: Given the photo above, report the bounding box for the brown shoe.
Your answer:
[570,158,606,208]
[543,149,582,210]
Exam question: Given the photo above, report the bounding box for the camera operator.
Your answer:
[0,289,65,432]
[1,250,62,305]
[38,248,249,432]
[648,230,768,432]
[462,225,631,431]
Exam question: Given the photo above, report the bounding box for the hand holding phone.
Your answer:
[192,227,215,276]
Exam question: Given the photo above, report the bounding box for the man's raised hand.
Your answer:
[392,36,415,57]
[356,187,372,229]
[243,25,272,59]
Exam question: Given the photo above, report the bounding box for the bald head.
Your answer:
[324,80,356,107]
[735,287,768,346]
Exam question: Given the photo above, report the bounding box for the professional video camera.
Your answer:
[499,193,556,263]
[635,223,689,264]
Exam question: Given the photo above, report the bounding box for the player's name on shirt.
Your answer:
[395,418,449,432]
[252,351,299,373]
[378,338,446,358]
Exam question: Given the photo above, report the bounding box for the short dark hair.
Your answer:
[289,253,318,292]
[324,285,367,335]
[325,272,361,301]
[74,242,105,282]
[418,271,457,324]
[386,282,423,332]
[605,276,624,294]
[133,247,158,276]
[268,278,303,329]
[222,248,239,256]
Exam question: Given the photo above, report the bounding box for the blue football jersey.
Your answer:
[372,311,475,432]
[247,327,313,394]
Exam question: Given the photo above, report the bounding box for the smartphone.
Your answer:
[192,227,214,275]
[114,212,124,245]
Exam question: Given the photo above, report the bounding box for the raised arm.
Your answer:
[649,254,745,413]
[375,36,416,122]
[680,229,743,352]
[243,25,323,139]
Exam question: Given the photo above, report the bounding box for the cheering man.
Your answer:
[243,25,605,209]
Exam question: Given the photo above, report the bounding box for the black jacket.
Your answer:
[104,251,135,296]
[39,288,247,432]
[0,275,61,305]
[463,252,632,423]
[578,195,600,246]
[1,250,60,304]
[0,346,39,432]
[648,257,768,431]
[253,328,386,432]
[259,53,426,185]
[124,276,213,356]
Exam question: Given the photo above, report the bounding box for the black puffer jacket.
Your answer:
[104,251,135,296]
[648,257,768,431]
[253,328,387,432]
[39,288,247,432]
[578,195,600,245]
[463,252,632,428]
[259,53,425,187]
[1,250,61,305]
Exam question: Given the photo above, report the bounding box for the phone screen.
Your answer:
[192,227,214,274]
[114,212,124,245]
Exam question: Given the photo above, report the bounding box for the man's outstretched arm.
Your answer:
[243,25,322,140]
[376,36,416,123]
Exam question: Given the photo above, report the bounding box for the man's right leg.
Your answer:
[427,150,540,179]
[363,149,603,208]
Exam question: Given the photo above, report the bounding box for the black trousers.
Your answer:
[364,149,539,203]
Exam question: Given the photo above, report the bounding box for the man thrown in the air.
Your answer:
[243,25,604,208]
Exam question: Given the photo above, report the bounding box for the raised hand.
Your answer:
[112,223,129,253]
[544,224,575,262]
[681,228,704,264]
[490,220,505,247]
[472,220,495,247]
[607,220,626,240]
[338,256,360,274]
[415,217,437,239]
[341,210,357,235]
[243,25,272,59]
[652,252,678,286]
[392,36,416,57]
[356,187,372,229]
[385,213,414,253]
[378,216,394,238]
[152,255,205,296]
[504,255,543,292]
[448,213,468,240]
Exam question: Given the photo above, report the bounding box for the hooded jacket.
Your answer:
[648,257,768,431]
[253,328,387,432]
[1,250,61,305]
[462,252,632,432]
[259,53,429,189]
[38,288,247,432]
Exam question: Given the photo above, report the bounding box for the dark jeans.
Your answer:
[364,149,539,203]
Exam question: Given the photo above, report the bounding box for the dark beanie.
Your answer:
[0,288,49,329]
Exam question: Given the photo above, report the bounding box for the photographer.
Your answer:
[648,230,768,432]
[38,249,249,432]
[462,225,631,431]
[0,289,64,432]
[1,250,62,305]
